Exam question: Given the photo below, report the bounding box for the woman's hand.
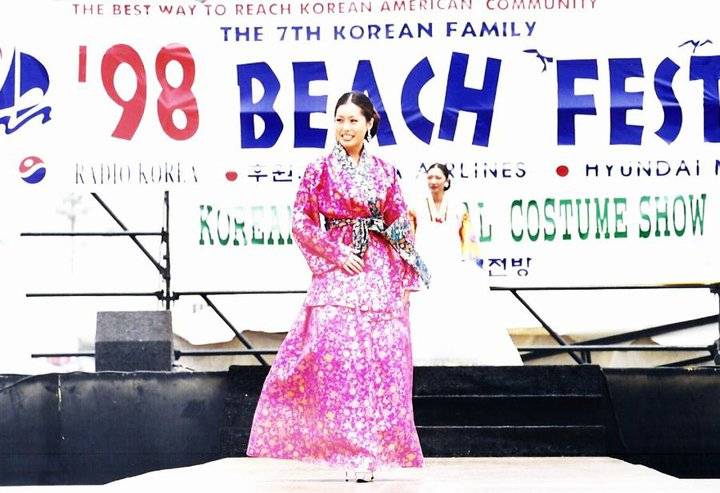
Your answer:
[341,252,364,274]
[402,289,411,305]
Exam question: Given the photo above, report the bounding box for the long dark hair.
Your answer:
[427,162,451,191]
[334,91,381,141]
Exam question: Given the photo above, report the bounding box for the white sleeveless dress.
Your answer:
[409,194,523,366]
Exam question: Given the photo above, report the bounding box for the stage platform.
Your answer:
[106,457,720,492]
[4,457,711,492]
[3,366,720,485]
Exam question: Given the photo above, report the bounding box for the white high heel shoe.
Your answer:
[345,470,375,483]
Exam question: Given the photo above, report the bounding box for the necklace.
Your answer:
[426,195,448,223]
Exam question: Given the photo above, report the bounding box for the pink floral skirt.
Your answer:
[246,304,424,470]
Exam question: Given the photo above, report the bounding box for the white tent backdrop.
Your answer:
[1,0,719,371]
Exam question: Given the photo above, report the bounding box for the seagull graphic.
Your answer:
[678,39,713,53]
[523,49,554,72]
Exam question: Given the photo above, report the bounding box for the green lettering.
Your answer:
[638,196,651,238]
[233,207,248,246]
[654,196,670,237]
[558,199,572,240]
[575,198,591,240]
[672,196,686,236]
[475,202,493,242]
[543,198,556,241]
[217,209,231,246]
[510,200,523,241]
[527,200,539,241]
[690,193,707,235]
[199,205,214,245]
[594,198,610,239]
[251,206,265,245]
[614,198,627,239]
[267,206,280,245]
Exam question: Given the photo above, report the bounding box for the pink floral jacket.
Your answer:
[292,143,429,313]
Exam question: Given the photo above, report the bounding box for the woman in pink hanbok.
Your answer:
[246,91,430,482]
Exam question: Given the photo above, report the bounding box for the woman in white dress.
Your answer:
[408,163,523,366]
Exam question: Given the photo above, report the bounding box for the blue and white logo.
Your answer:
[19,156,46,184]
[0,48,52,135]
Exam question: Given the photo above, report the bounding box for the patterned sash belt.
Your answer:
[326,215,431,288]
[326,217,384,257]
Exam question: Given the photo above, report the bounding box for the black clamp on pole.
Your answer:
[710,283,720,365]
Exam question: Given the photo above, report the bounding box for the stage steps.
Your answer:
[413,366,617,456]
[220,365,621,457]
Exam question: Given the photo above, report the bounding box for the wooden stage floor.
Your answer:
[105,457,719,492]
[4,457,719,491]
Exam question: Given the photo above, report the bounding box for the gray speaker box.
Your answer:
[95,311,173,371]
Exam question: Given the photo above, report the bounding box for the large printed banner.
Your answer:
[1,0,719,365]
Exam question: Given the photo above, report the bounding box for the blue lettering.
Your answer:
[351,60,396,145]
[557,59,598,145]
[237,62,283,148]
[609,58,644,145]
[689,55,720,142]
[439,52,501,147]
[654,57,682,144]
[293,62,328,148]
[401,57,435,144]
